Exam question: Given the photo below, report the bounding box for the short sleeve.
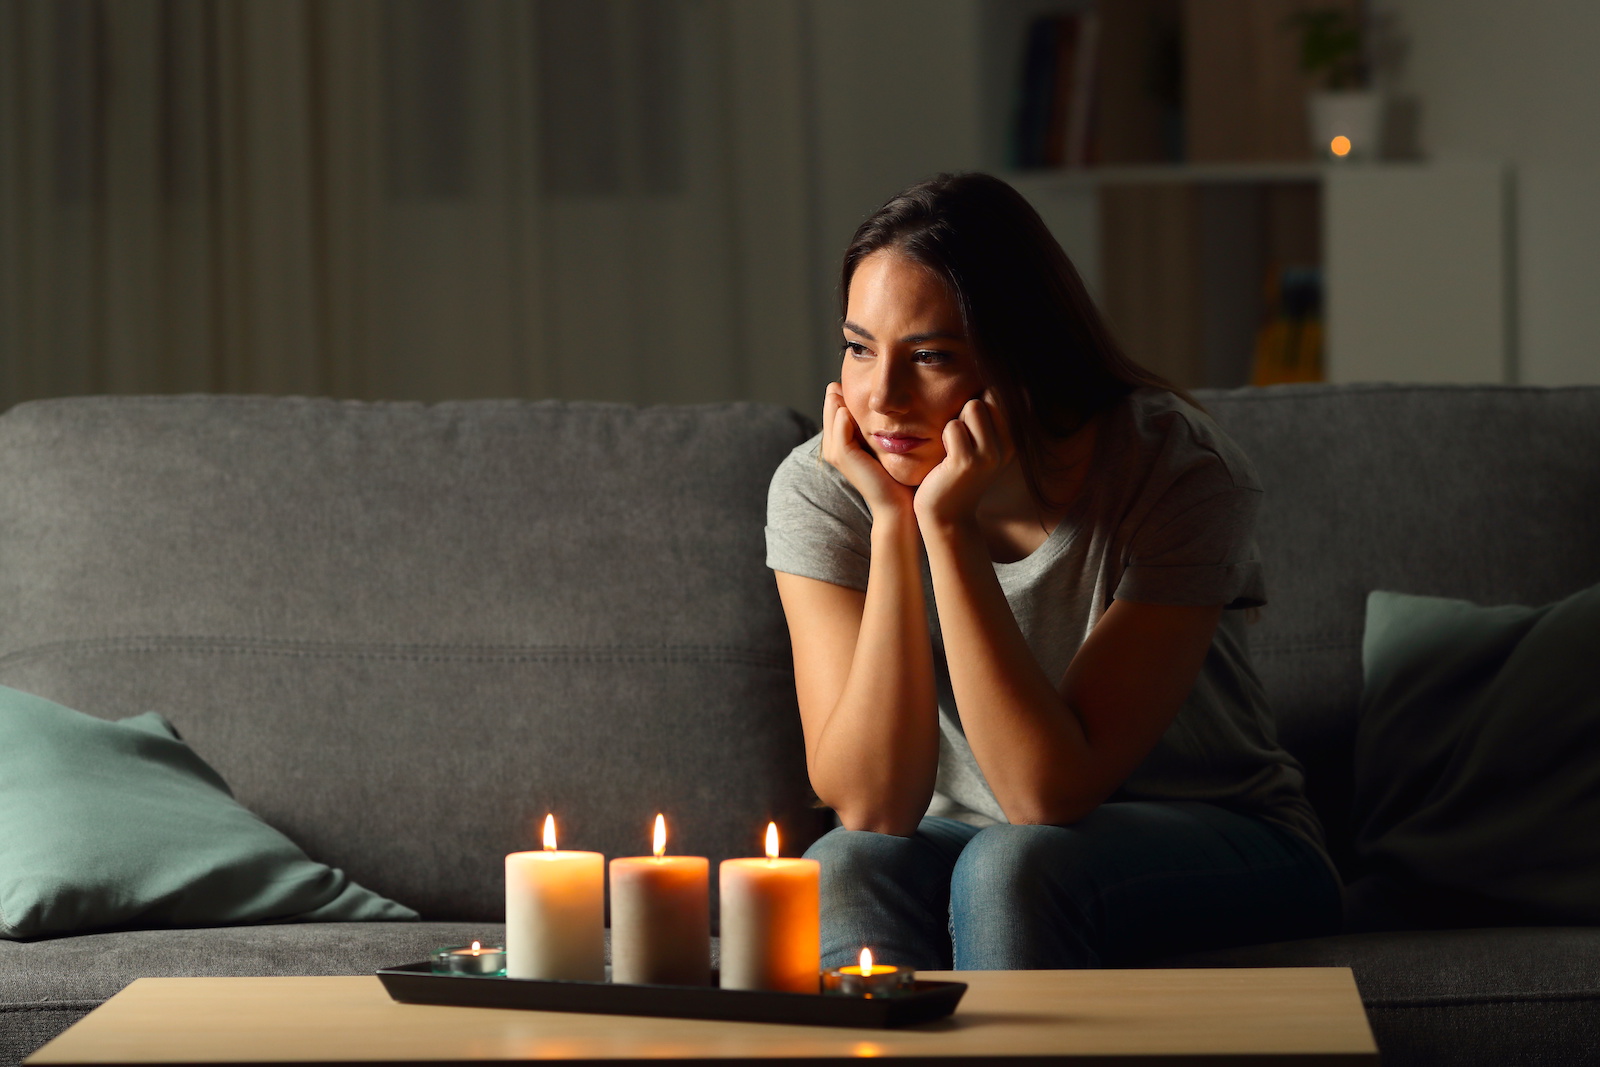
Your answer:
[765,435,873,592]
[1113,454,1267,610]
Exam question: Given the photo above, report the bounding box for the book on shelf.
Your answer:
[1010,11,1100,170]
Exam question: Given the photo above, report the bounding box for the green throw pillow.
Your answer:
[1354,582,1600,925]
[0,686,417,939]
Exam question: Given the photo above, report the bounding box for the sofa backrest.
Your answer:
[1198,384,1600,875]
[8,386,1596,903]
[0,396,825,921]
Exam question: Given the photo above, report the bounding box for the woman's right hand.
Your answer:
[821,383,915,519]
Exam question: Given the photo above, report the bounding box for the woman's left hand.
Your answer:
[914,389,1014,532]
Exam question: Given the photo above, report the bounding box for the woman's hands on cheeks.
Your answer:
[914,390,1014,533]
[821,383,915,519]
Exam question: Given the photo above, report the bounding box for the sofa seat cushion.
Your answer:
[1152,926,1600,1001]
[0,923,504,1007]
[0,923,508,1067]
[1152,927,1600,1067]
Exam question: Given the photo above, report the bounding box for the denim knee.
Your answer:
[806,827,948,928]
[949,823,1101,969]
[951,823,1094,903]
[805,824,963,970]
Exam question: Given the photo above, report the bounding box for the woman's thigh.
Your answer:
[805,817,979,970]
[948,802,1340,969]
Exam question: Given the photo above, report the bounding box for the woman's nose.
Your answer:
[869,357,911,415]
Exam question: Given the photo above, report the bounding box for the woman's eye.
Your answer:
[842,341,870,358]
[913,350,950,365]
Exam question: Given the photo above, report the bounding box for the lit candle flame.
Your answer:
[542,813,557,851]
[470,940,481,954]
[765,821,779,861]
[653,813,667,859]
[860,947,874,976]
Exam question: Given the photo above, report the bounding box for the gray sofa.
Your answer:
[1,385,1596,1066]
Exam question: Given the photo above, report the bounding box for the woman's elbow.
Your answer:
[810,770,930,838]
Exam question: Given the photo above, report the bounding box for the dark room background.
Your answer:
[2,0,1597,419]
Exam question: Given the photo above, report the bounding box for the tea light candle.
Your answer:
[609,814,711,986]
[505,814,605,981]
[432,940,507,977]
[823,948,913,996]
[718,822,820,993]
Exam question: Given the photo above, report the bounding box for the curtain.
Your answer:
[0,0,823,409]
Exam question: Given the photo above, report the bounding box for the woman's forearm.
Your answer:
[920,519,1095,825]
[807,513,940,835]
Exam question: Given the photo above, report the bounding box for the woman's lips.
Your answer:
[870,432,929,455]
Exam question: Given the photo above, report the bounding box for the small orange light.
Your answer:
[542,814,557,851]
[1330,135,1352,157]
[860,948,874,976]
[653,813,667,859]
[765,822,779,861]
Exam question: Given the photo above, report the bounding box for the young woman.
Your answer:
[765,173,1340,970]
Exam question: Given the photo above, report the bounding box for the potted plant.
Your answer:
[1290,8,1381,162]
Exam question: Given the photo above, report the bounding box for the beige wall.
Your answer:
[1377,0,1600,384]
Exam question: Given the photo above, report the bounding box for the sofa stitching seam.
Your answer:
[0,636,792,670]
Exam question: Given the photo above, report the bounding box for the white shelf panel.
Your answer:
[1006,162,1357,188]
[1324,162,1512,385]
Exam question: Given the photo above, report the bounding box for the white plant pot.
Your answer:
[1309,90,1384,162]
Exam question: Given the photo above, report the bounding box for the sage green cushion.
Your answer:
[1353,583,1600,924]
[0,687,416,939]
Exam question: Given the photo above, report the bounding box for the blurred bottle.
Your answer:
[1251,265,1324,386]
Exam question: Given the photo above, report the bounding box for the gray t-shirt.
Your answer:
[765,387,1330,867]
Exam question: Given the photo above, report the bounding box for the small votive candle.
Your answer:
[432,940,507,976]
[822,948,913,997]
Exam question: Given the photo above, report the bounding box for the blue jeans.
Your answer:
[803,802,1341,970]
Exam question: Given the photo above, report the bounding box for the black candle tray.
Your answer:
[376,962,966,1029]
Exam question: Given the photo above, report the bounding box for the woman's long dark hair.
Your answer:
[841,172,1193,512]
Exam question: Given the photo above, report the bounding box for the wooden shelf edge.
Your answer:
[1003,161,1428,189]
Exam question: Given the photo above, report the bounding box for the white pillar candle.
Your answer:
[718,822,820,993]
[504,814,605,982]
[609,814,711,986]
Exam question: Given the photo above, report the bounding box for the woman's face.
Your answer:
[841,249,986,487]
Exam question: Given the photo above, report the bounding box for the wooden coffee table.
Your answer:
[27,968,1377,1065]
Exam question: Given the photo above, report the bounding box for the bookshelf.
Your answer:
[979,0,1352,389]
[814,1,1511,390]
[1012,159,1514,391]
